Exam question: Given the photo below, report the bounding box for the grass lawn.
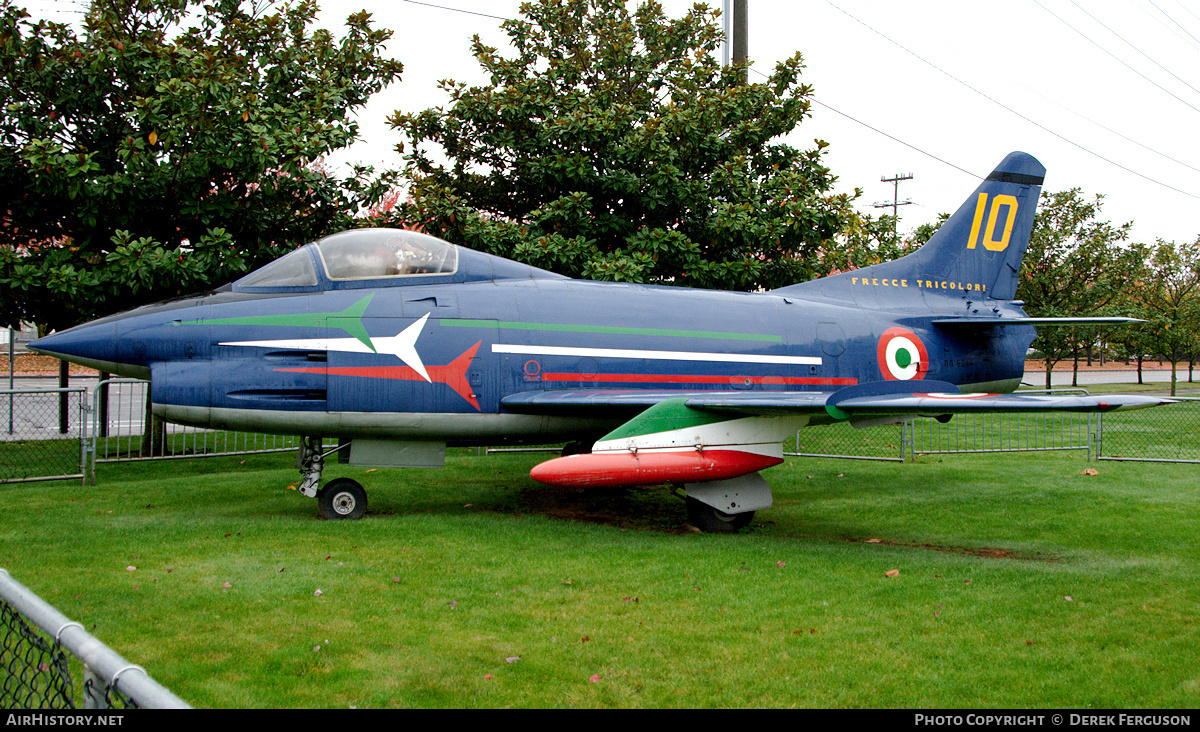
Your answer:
[2,447,1198,708]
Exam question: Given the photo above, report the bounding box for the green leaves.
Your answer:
[391,0,852,291]
[0,0,403,330]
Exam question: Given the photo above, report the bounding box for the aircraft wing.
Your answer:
[502,384,1172,419]
[510,384,1173,489]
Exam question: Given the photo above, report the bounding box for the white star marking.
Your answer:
[219,313,432,382]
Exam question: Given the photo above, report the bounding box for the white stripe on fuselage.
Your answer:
[491,344,820,366]
[220,314,432,382]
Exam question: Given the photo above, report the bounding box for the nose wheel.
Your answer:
[317,478,368,520]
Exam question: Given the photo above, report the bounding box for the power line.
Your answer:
[1034,0,1200,116]
[399,0,509,22]
[1135,0,1200,54]
[827,0,1200,200]
[1148,0,1200,49]
[1068,1,1200,103]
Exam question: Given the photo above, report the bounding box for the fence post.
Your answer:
[6,327,12,435]
[58,360,69,434]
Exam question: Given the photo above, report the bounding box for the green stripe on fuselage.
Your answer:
[182,295,376,351]
[442,319,782,343]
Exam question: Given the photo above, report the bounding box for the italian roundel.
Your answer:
[877,327,928,381]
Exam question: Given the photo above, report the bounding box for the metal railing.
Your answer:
[785,420,906,462]
[0,569,190,709]
[908,411,1093,459]
[4,379,1196,483]
[85,379,300,484]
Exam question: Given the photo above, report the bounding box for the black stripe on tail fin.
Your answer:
[777,151,1046,305]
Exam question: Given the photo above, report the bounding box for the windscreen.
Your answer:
[234,246,318,288]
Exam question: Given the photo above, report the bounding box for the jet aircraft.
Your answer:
[31,152,1169,531]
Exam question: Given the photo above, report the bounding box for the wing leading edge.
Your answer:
[503,384,1172,420]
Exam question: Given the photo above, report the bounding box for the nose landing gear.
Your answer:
[297,437,368,520]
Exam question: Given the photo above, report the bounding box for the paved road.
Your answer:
[1028,369,1195,389]
[2,376,148,442]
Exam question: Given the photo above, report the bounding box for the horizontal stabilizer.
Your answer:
[830,391,1172,415]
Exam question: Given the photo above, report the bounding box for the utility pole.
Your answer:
[723,0,748,83]
[873,173,914,241]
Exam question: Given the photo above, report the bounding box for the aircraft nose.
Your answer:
[29,320,122,374]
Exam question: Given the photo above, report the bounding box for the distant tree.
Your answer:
[387,0,855,291]
[1016,189,1136,389]
[905,213,949,250]
[0,0,403,332]
[817,211,918,276]
[1127,238,1200,396]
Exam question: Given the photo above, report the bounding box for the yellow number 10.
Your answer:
[966,193,1018,251]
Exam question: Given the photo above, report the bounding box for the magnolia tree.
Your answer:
[387,0,855,292]
[0,0,403,331]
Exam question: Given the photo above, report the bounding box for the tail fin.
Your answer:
[778,151,1045,304]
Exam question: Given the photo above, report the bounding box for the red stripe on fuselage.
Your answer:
[278,342,482,411]
[529,450,783,488]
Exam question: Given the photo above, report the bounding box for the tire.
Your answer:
[561,440,594,457]
[686,497,754,534]
[317,478,368,520]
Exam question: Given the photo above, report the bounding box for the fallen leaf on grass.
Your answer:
[885,569,900,577]
[1080,468,1099,476]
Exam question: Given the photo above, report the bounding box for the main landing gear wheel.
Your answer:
[686,497,754,534]
[318,478,368,520]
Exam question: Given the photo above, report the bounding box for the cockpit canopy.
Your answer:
[231,227,565,293]
[318,229,457,279]
[233,229,460,291]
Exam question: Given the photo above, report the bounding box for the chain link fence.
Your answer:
[1097,397,1200,463]
[0,599,75,708]
[788,409,1094,462]
[1,388,86,485]
[0,569,189,709]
